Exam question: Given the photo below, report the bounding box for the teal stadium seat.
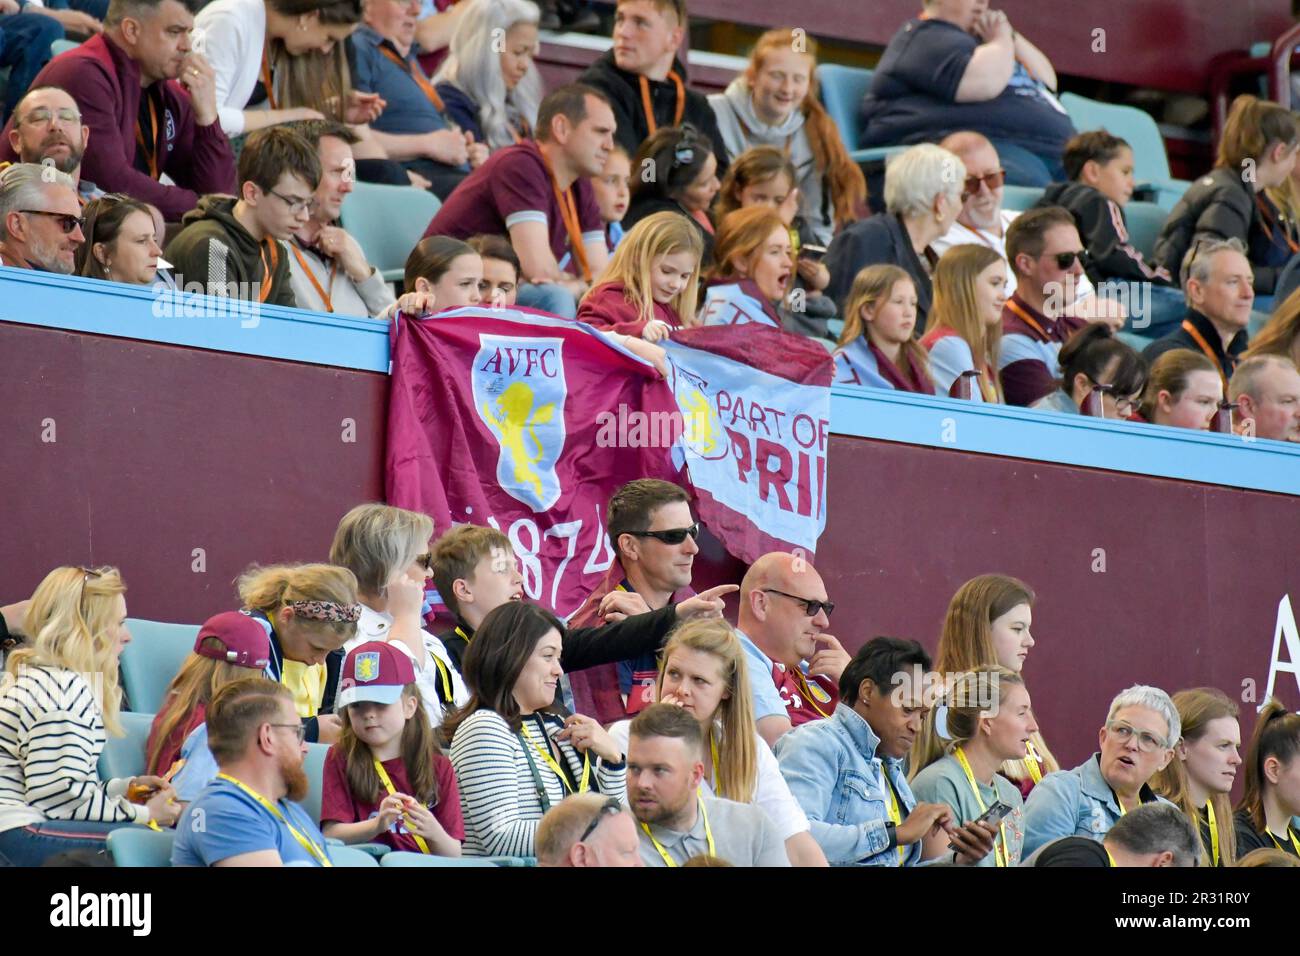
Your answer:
[301,742,331,824]
[1058,92,1191,210]
[119,618,199,713]
[1123,200,1167,261]
[50,39,81,57]
[107,826,174,867]
[1001,185,1045,212]
[815,63,906,166]
[98,710,156,781]
[380,851,498,867]
[340,181,442,284]
[331,845,381,867]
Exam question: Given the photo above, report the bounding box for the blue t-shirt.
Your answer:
[735,629,787,723]
[172,778,333,867]
[349,26,455,140]
[171,723,220,802]
[860,18,1074,155]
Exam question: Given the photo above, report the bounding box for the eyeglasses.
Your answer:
[18,107,81,127]
[1087,380,1140,417]
[1048,250,1087,269]
[1106,721,1167,753]
[268,722,308,743]
[415,552,434,571]
[961,169,1005,200]
[579,797,624,843]
[762,588,834,618]
[19,210,84,234]
[630,523,699,545]
[267,188,317,215]
[77,566,104,611]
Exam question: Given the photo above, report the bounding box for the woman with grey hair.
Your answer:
[823,143,964,331]
[434,0,544,152]
[1021,684,1180,858]
[329,503,468,728]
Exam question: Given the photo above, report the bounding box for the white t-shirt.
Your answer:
[609,719,809,841]
[193,0,269,137]
[931,211,1096,301]
[345,605,469,729]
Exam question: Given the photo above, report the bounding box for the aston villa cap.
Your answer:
[336,641,416,708]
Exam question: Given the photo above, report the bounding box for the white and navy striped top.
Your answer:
[0,666,147,834]
[449,709,626,858]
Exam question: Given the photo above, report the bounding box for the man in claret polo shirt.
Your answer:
[421,83,614,319]
[997,205,1091,406]
[735,551,851,749]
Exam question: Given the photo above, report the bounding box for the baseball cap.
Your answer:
[336,641,416,708]
[194,611,272,669]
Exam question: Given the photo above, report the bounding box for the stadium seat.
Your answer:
[98,710,157,782]
[1123,200,1167,261]
[380,851,498,867]
[340,182,441,283]
[119,618,199,713]
[301,742,331,824]
[331,845,381,867]
[1001,185,1045,211]
[107,826,174,867]
[815,64,905,166]
[50,39,81,57]
[1058,92,1192,210]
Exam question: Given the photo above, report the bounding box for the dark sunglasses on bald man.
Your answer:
[579,797,624,842]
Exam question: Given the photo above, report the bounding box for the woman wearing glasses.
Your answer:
[824,144,964,330]
[328,503,469,730]
[920,243,1009,401]
[75,195,164,286]
[1021,685,1179,858]
[624,124,721,261]
[1031,322,1148,418]
[0,567,183,867]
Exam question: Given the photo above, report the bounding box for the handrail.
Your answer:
[1269,21,1300,109]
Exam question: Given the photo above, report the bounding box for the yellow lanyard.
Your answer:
[431,654,453,704]
[882,772,906,866]
[1268,825,1300,856]
[1024,739,1044,784]
[641,792,714,866]
[373,758,431,855]
[708,732,721,797]
[216,773,332,867]
[520,720,590,795]
[954,747,1009,867]
[1105,846,1117,867]
[1204,801,1220,867]
[455,625,471,645]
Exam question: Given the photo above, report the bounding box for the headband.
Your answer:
[286,600,361,623]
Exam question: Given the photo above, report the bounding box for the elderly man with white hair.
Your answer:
[1021,685,1180,858]
[0,162,85,274]
[824,142,964,331]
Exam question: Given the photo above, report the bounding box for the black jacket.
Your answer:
[1141,307,1248,382]
[623,195,714,264]
[1153,167,1278,294]
[1037,182,1172,286]
[824,212,933,330]
[578,50,730,176]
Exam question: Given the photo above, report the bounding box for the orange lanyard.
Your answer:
[1004,297,1050,339]
[1255,195,1300,254]
[135,95,160,180]
[538,148,591,282]
[638,72,684,136]
[261,48,279,110]
[259,240,280,303]
[381,46,446,113]
[1180,319,1231,393]
[289,242,337,313]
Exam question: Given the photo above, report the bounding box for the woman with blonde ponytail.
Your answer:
[0,567,183,866]
[709,27,867,245]
[608,618,828,866]
[1152,688,1241,866]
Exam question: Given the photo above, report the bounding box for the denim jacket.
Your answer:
[1021,753,1174,857]
[774,703,922,866]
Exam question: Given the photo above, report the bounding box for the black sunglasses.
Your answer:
[20,209,84,234]
[762,588,834,618]
[630,523,700,545]
[77,565,104,610]
[579,797,624,843]
[1049,250,1086,269]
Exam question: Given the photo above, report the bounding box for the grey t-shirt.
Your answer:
[910,753,1026,867]
[638,794,790,867]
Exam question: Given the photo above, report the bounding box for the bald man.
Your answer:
[1230,354,1300,442]
[536,793,644,868]
[736,553,850,748]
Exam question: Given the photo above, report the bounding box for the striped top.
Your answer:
[0,665,148,834]
[449,709,626,858]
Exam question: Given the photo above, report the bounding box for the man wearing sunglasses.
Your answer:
[0,161,85,273]
[536,792,644,867]
[567,479,703,723]
[1021,684,1179,858]
[166,125,320,307]
[735,551,850,748]
[174,677,334,867]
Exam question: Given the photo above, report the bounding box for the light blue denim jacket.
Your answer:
[774,703,922,866]
[1021,753,1174,857]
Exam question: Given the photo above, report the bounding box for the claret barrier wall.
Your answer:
[3,269,1298,773]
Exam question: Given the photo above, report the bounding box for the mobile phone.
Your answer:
[799,244,828,261]
[947,801,1012,852]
